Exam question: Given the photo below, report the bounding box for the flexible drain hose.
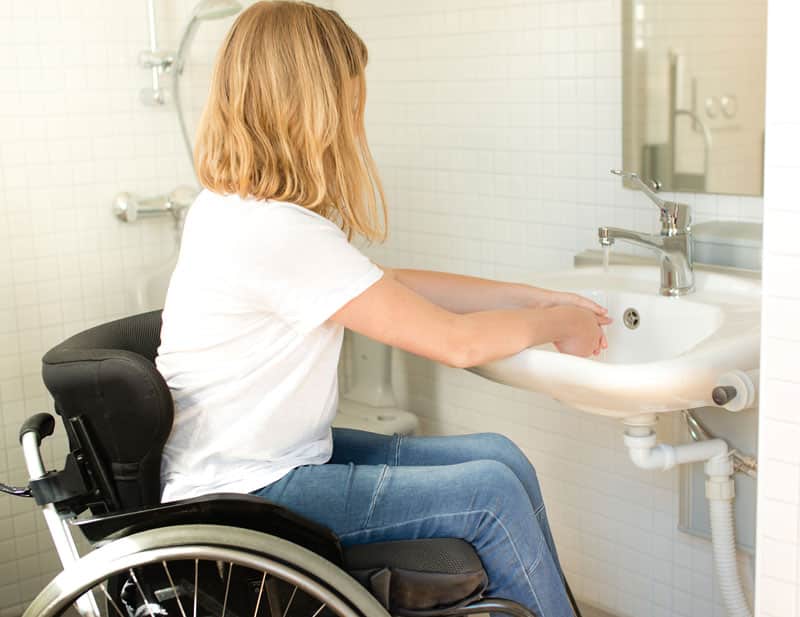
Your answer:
[623,421,754,617]
[708,497,752,617]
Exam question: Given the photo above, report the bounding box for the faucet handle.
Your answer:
[610,169,691,233]
[610,169,666,210]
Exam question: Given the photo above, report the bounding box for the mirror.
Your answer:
[622,1,767,196]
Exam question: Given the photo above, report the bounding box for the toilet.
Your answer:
[333,332,419,435]
[333,398,419,435]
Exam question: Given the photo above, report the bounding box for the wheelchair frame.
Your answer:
[8,413,540,617]
[1,310,581,617]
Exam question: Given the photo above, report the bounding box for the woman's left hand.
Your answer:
[530,288,611,321]
[531,288,611,355]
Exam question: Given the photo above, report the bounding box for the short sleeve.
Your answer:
[245,204,383,334]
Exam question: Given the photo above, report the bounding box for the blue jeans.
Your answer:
[252,429,573,617]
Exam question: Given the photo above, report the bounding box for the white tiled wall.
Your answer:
[0,2,781,617]
[753,2,800,617]
[0,1,229,613]
[333,1,762,616]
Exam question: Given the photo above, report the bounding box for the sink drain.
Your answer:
[623,308,640,330]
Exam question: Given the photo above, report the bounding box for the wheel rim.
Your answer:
[25,526,389,617]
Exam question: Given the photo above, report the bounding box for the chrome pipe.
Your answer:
[146,0,160,93]
[681,409,757,478]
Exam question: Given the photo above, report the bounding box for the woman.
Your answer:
[156,3,609,615]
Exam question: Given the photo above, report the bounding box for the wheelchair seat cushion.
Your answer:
[343,538,489,613]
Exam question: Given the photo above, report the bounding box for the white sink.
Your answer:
[469,265,761,418]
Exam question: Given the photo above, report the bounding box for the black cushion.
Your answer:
[41,310,171,512]
[344,538,489,613]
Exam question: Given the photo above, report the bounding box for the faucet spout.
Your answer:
[599,226,665,252]
[598,226,694,296]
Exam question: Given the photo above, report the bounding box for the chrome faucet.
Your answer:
[599,169,694,296]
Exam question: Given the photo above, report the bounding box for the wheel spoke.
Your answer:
[281,586,298,617]
[193,559,198,617]
[97,584,125,617]
[162,561,188,617]
[128,568,156,617]
[311,603,327,617]
[221,563,233,617]
[252,571,267,617]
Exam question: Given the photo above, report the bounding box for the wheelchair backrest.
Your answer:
[41,310,172,514]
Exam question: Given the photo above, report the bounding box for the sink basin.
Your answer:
[469,265,761,418]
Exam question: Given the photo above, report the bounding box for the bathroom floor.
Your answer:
[475,602,615,617]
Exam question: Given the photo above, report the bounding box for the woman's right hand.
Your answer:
[550,305,611,357]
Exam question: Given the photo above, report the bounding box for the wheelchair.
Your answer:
[1,311,580,617]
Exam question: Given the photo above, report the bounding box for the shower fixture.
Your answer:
[138,0,173,105]
[120,0,241,228]
[139,0,240,108]
[174,0,242,178]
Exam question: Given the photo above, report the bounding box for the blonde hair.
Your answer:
[195,1,386,241]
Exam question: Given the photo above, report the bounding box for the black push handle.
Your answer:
[712,385,738,407]
[18,413,55,446]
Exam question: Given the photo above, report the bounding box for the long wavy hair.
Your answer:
[195,1,386,241]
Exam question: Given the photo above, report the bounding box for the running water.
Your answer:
[602,244,611,272]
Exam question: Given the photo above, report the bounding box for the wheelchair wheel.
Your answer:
[24,524,391,617]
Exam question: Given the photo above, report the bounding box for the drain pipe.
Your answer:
[622,414,752,617]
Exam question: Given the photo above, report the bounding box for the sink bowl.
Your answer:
[469,265,761,418]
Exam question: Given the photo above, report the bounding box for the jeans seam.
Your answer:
[363,465,389,528]
[340,507,545,614]
[393,433,402,466]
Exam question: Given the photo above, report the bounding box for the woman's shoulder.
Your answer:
[196,190,341,232]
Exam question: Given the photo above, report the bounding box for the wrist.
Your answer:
[515,284,545,308]
[542,305,571,342]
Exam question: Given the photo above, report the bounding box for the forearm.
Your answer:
[448,306,567,368]
[387,268,536,313]
[332,274,575,369]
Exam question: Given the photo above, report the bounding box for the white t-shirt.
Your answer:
[155,190,383,502]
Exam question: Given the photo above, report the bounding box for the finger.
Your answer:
[559,292,605,313]
[577,296,608,314]
[597,315,613,325]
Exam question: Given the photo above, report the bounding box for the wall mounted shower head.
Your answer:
[177,0,242,76]
[192,0,242,21]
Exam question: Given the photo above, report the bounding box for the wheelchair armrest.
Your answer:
[73,493,344,566]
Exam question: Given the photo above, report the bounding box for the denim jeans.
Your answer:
[252,429,574,617]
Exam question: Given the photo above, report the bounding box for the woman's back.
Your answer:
[156,190,382,501]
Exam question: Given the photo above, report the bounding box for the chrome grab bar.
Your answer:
[112,185,198,223]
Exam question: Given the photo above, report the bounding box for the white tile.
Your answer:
[759,536,798,584]
[757,575,797,617]
[759,458,800,505]
[758,498,799,545]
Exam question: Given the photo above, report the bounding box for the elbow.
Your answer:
[444,350,473,369]
[446,343,483,369]
[443,317,483,369]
